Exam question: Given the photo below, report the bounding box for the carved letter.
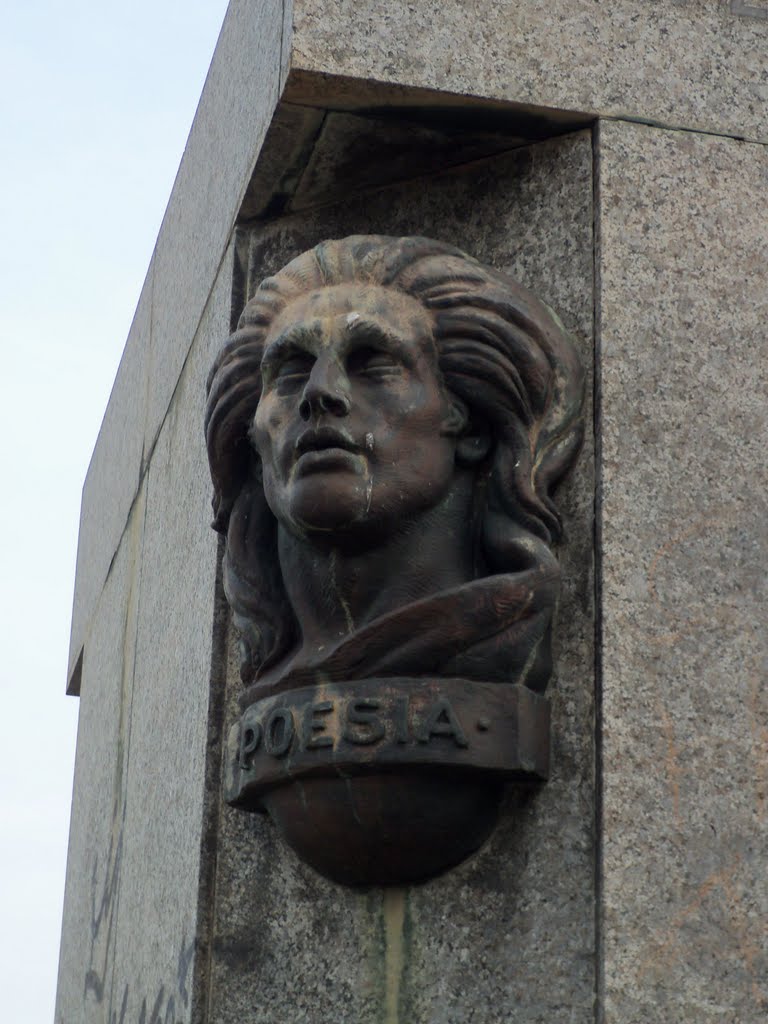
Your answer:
[264,708,294,757]
[417,698,469,748]
[393,696,410,744]
[343,698,385,745]
[239,721,262,769]
[303,700,334,750]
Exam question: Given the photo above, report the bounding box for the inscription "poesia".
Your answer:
[240,696,471,768]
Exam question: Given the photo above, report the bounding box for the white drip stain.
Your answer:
[362,435,375,516]
[328,549,355,633]
[364,474,374,515]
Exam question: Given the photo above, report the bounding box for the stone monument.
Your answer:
[207,235,584,884]
[56,2,767,1022]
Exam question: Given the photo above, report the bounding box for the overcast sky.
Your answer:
[0,4,230,1019]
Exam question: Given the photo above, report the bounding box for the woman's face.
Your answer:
[250,284,462,539]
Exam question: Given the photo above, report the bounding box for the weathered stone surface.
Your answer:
[67,273,151,690]
[598,120,768,1022]
[56,483,146,1022]
[239,104,536,220]
[237,102,326,221]
[206,131,596,1023]
[146,0,290,457]
[67,0,290,692]
[56,245,235,1024]
[291,0,768,143]
[105,244,234,1024]
[286,109,531,211]
[60,2,768,1021]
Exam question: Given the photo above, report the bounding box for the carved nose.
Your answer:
[299,362,351,421]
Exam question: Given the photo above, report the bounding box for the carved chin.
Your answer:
[284,475,373,535]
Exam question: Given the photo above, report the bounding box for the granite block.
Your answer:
[206,131,596,1023]
[597,120,768,1022]
[106,243,234,1024]
[67,272,151,690]
[146,0,290,458]
[291,0,768,143]
[237,102,326,221]
[68,0,289,693]
[55,484,146,1023]
[57,240,234,1022]
[286,109,530,211]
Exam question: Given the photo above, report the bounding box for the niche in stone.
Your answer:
[205,235,584,886]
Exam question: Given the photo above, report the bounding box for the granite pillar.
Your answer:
[56,2,767,1022]
[597,120,768,1023]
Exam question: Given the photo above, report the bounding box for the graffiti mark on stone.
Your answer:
[730,1,768,20]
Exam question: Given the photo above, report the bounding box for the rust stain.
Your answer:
[646,512,748,640]
[636,862,736,981]
[643,513,768,835]
[612,511,768,1012]
[656,693,682,825]
[636,854,768,1013]
[721,872,768,1011]
[382,888,406,1024]
[646,517,713,612]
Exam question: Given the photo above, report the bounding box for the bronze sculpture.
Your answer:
[206,235,584,885]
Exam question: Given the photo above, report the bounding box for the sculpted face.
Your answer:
[209,237,586,886]
[250,284,463,538]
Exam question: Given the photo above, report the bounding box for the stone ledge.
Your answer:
[292,0,768,144]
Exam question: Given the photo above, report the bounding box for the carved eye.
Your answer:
[347,346,399,375]
[274,353,314,383]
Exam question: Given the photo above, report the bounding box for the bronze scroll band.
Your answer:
[225,678,550,810]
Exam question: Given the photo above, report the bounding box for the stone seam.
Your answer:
[106,480,148,1018]
[591,117,606,1024]
[189,535,230,1024]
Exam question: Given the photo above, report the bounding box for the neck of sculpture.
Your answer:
[277,474,477,663]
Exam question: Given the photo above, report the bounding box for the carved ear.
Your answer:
[442,399,491,464]
[456,432,492,465]
[440,398,468,437]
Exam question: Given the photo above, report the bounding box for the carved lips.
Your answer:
[292,425,364,476]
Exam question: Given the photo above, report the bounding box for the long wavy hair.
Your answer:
[205,235,584,684]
